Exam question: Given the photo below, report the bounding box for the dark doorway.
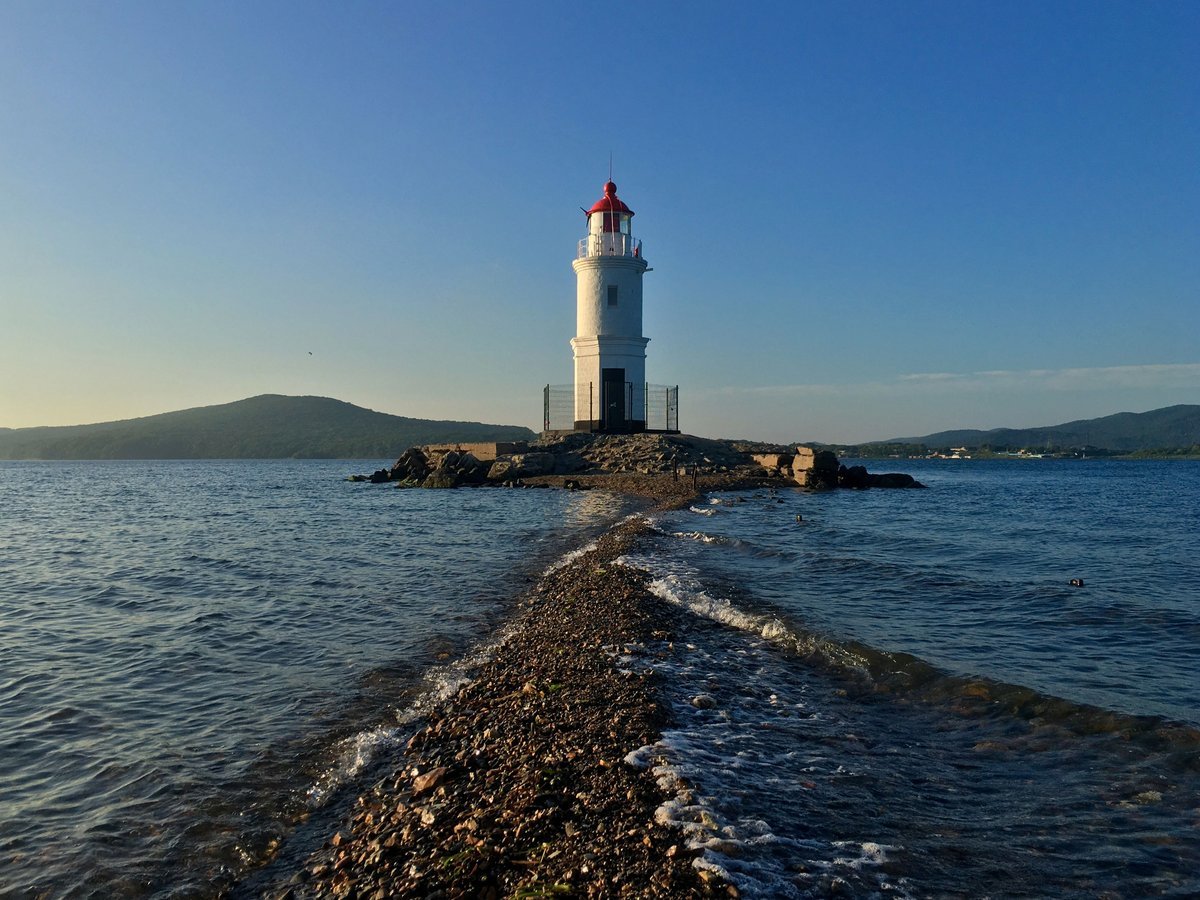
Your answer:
[601,368,627,432]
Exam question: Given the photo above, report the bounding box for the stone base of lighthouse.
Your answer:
[569,335,650,433]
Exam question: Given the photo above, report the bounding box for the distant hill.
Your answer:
[889,404,1200,453]
[0,395,536,460]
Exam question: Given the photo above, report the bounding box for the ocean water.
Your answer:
[2,458,1197,898]
[0,460,638,898]
[620,459,1200,897]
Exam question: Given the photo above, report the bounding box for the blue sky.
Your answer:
[1,1,1196,442]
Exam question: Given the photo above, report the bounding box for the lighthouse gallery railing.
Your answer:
[577,233,642,259]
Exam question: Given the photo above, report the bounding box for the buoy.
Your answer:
[1069,578,1084,587]
[795,514,804,523]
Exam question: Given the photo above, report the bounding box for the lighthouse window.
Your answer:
[607,285,618,307]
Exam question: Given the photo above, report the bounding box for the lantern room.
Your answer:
[587,181,633,235]
[580,181,641,259]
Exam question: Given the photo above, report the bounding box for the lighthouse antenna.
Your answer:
[608,151,612,183]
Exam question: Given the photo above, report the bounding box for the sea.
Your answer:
[0,458,1197,898]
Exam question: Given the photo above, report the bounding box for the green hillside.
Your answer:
[0,395,536,460]
[887,404,1200,453]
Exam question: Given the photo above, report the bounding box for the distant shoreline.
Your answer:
[842,452,1200,461]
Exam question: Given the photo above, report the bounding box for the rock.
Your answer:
[552,452,588,475]
[690,694,717,709]
[454,452,489,485]
[813,450,840,473]
[751,453,793,472]
[389,447,430,482]
[411,766,448,797]
[421,470,461,489]
[792,447,817,472]
[508,452,555,477]
[792,451,840,494]
[804,471,838,490]
[792,448,840,489]
[369,469,391,484]
[865,472,922,488]
[838,465,869,489]
[486,460,514,482]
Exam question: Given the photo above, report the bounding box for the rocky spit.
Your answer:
[261,512,735,899]
[271,437,922,897]
[351,431,923,493]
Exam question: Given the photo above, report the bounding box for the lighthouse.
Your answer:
[570,180,651,432]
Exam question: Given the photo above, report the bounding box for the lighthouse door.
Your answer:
[601,368,627,432]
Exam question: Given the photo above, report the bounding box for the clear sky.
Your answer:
[2,1,1197,443]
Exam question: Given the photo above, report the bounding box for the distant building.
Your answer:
[544,180,678,434]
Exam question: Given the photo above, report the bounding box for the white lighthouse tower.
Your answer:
[570,180,650,432]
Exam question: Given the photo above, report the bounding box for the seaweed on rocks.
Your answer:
[264,519,733,898]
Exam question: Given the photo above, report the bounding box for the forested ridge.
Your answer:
[0,395,535,459]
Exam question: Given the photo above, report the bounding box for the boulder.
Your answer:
[389,447,430,482]
[455,452,490,485]
[866,472,924,488]
[797,469,838,491]
[794,449,840,489]
[838,465,869,489]
[421,470,461,489]
[792,447,817,472]
[751,453,794,473]
[813,450,840,473]
[486,459,514,482]
[507,452,556,478]
[551,451,588,475]
[368,468,391,484]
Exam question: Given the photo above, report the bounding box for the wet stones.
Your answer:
[281,520,732,899]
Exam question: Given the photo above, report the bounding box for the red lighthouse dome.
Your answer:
[586,181,634,232]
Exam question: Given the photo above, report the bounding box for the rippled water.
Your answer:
[621,459,1200,897]
[4,459,1198,898]
[0,460,637,898]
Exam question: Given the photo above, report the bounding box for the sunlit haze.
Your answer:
[2,2,1196,443]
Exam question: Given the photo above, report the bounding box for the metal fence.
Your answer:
[544,383,679,433]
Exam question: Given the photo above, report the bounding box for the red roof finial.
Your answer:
[587,181,633,217]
